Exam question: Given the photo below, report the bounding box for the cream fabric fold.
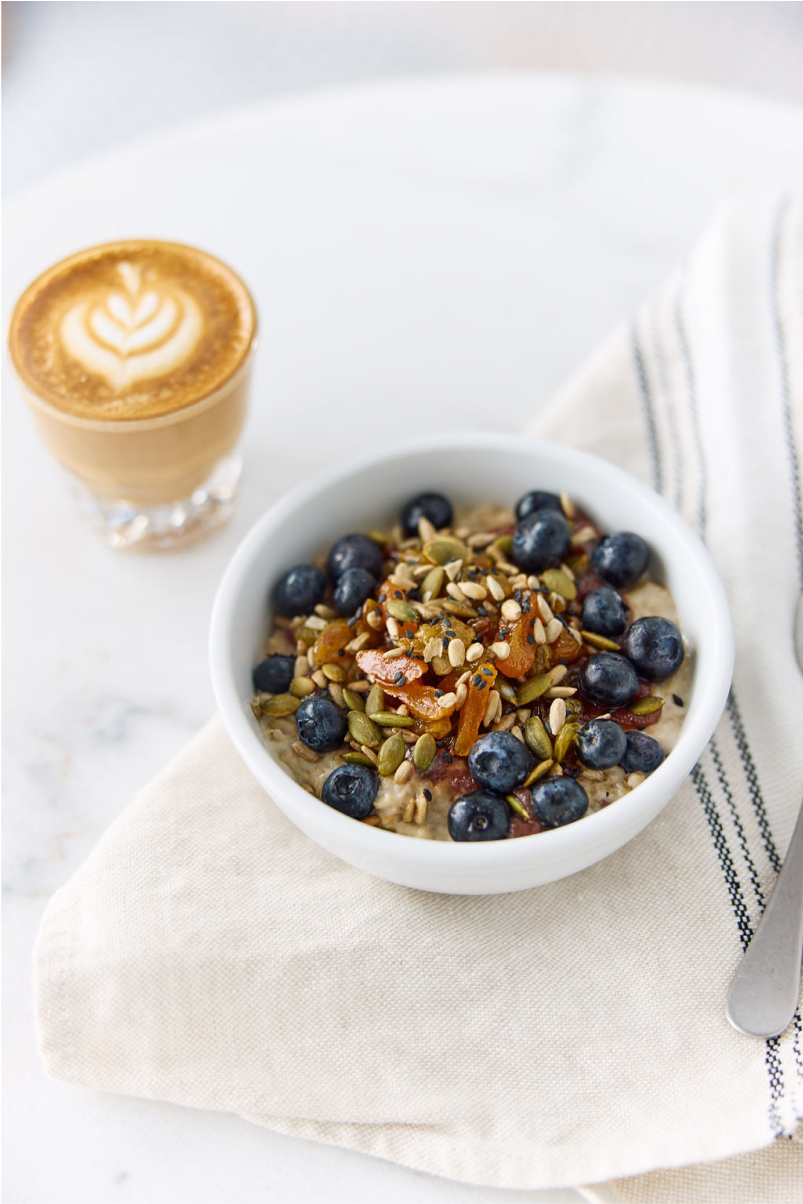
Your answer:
[35,195,803,1198]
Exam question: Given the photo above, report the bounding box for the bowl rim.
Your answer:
[210,432,734,869]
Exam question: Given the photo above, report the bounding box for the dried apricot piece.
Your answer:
[454,664,497,756]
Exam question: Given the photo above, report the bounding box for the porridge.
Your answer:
[252,489,690,841]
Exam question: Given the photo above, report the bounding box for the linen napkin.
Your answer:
[34,194,803,1201]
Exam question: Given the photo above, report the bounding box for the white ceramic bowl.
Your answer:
[210,433,733,894]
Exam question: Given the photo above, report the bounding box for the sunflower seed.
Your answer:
[533,618,547,644]
[492,712,516,732]
[442,599,477,618]
[382,646,407,660]
[549,664,568,684]
[402,797,416,824]
[536,595,553,623]
[444,559,464,581]
[394,759,415,785]
[446,582,469,604]
[345,631,371,653]
[548,698,567,735]
[418,516,438,542]
[311,670,327,688]
[466,642,484,663]
[545,618,563,644]
[627,772,646,789]
[358,745,379,765]
[448,638,466,667]
[294,654,310,677]
[560,490,576,519]
[545,686,577,698]
[571,524,597,546]
[486,575,506,601]
[467,532,496,548]
[483,688,501,728]
[414,790,429,824]
[386,616,400,639]
[511,724,525,743]
[460,580,488,601]
[292,739,320,763]
[455,682,468,709]
[501,598,522,622]
[438,691,458,709]
[526,575,540,590]
[490,641,511,659]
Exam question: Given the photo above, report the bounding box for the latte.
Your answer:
[8,240,257,548]
[9,239,255,421]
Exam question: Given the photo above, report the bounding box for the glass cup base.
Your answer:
[67,453,243,551]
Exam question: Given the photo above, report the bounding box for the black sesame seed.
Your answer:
[477,606,487,616]
[393,671,404,684]
[527,632,535,645]
[378,593,386,603]
[673,694,684,706]
[443,753,452,764]
[477,682,486,691]
[394,590,403,599]
[480,666,492,676]
[347,614,359,627]
[442,637,449,649]
[338,649,345,657]
[423,788,432,801]
[472,674,482,687]
[434,689,444,698]
[398,675,407,686]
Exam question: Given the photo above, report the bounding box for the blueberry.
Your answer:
[511,510,572,574]
[578,652,639,708]
[252,654,294,694]
[273,564,326,617]
[295,695,347,753]
[468,730,534,794]
[621,731,664,775]
[581,588,630,638]
[515,491,563,522]
[622,616,685,682]
[321,763,379,818]
[401,492,453,538]
[591,532,650,589]
[333,567,375,616]
[575,718,627,769]
[448,791,510,841]
[530,778,589,828]
[326,534,384,584]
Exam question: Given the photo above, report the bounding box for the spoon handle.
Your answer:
[726,800,803,1038]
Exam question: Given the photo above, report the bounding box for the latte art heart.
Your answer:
[60,263,203,391]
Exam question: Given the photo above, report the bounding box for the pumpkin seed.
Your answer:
[540,568,577,600]
[497,679,518,703]
[342,751,377,769]
[321,662,347,682]
[505,794,530,819]
[553,722,578,762]
[378,734,406,776]
[581,630,621,651]
[342,688,366,712]
[289,676,316,698]
[442,598,477,618]
[386,598,420,624]
[516,673,553,706]
[347,711,382,747]
[413,733,437,771]
[524,715,552,760]
[262,693,301,717]
[365,684,385,715]
[421,566,445,602]
[565,698,584,718]
[493,534,514,556]
[422,536,470,565]
[628,695,665,715]
[524,758,553,786]
[372,711,416,728]
[367,530,387,545]
[295,626,318,647]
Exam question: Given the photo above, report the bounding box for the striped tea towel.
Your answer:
[34,195,803,1201]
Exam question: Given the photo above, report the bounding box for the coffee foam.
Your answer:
[9,241,256,421]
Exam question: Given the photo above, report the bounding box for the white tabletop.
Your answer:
[5,75,803,1204]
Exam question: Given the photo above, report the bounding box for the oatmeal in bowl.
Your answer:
[210,433,732,893]
[252,488,691,843]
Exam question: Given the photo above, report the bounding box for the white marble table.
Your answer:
[5,75,803,1203]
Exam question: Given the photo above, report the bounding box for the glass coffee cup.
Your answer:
[8,239,257,549]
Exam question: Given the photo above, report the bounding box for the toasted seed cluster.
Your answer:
[254,497,684,838]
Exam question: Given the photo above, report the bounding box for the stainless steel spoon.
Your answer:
[726,592,803,1039]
